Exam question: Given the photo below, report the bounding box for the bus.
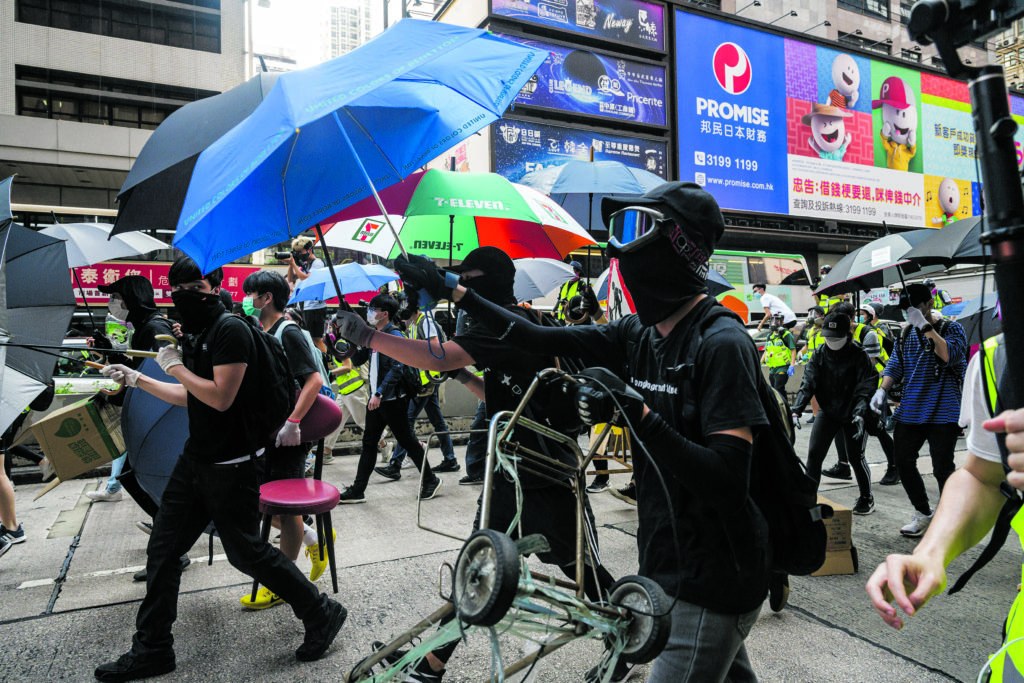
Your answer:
[709,250,814,323]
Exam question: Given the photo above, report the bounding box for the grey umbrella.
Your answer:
[815,230,945,296]
[901,215,988,268]
[951,294,1000,346]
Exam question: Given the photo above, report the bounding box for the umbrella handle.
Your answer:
[83,360,125,397]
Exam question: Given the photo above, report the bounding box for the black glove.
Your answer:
[394,254,455,302]
[575,367,645,428]
[851,415,865,441]
[581,284,601,317]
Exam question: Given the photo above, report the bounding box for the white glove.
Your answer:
[101,363,140,388]
[156,345,184,374]
[275,420,302,448]
[870,388,888,414]
[906,307,928,330]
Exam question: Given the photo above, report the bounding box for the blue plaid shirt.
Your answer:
[884,320,967,424]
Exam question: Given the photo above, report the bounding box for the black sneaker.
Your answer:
[0,523,25,544]
[339,486,366,504]
[585,659,635,683]
[609,482,637,506]
[586,478,610,494]
[852,495,875,516]
[94,650,175,682]
[459,474,484,485]
[374,463,402,481]
[404,659,445,682]
[879,467,901,486]
[0,535,11,559]
[433,458,460,473]
[419,476,442,501]
[296,599,347,662]
[768,572,790,612]
[821,464,852,481]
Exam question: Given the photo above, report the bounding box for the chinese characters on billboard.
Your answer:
[71,262,271,306]
[492,0,665,51]
[674,10,1024,228]
[503,35,667,125]
[492,118,668,183]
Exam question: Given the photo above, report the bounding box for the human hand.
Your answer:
[333,311,375,347]
[171,322,183,339]
[906,307,928,330]
[985,409,1024,490]
[866,553,946,630]
[870,388,888,414]
[368,394,381,411]
[100,363,140,388]
[394,254,454,302]
[575,367,645,428]
[851,415,865,441]
[581,284,601,317]
[882,121,892,138]
[156,345,184,374]
[787,365,795,377]
[275,420,302,448]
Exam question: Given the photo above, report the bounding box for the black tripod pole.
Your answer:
[313,223,352,313]
[72,268,99,334]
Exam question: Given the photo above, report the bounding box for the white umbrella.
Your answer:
[513,258,575,303]
[39,222,168,268]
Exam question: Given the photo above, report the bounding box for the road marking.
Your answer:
[17,553,229,588]
[19,579,54,589]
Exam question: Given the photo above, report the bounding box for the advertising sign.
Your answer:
[493,0,665,51]
[71,261,274,306]
[492,118,668,183]
[503,35,667,125]
[674,10,994,228]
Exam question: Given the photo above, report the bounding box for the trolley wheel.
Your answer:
[453,529,520,627]
[609,575,671,664]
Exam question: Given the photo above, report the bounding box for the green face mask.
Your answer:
[242,296,257,317]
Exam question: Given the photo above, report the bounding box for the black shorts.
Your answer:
[261,443,307,483]
[302,307,327,338]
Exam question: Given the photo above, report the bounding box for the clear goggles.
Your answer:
[606,206,672,253]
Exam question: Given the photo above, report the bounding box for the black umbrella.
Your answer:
[0,218,77,433]
[901,215,988,268]
[952,294,1001,346]
[815,230,944,296]
[112,72,280,236]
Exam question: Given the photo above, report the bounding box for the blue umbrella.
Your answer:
[289,262,399,304]
[172,20,547,275]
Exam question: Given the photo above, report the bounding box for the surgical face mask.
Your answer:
[108,298,129,321]
[824,337,848,351]
[241,296,257,317]
[366,309,384,327]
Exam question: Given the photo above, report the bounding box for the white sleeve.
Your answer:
[960,353,1002,464]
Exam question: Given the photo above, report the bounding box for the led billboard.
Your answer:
[493,0,665,51]
[675,10,1024,228]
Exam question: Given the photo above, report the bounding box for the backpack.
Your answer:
[206,313,296,446]
[273,319,335,399]
[672,302,832,577]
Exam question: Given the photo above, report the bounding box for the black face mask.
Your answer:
[462,273,516,307]
[171,289,226,334]
[613,234,708,326]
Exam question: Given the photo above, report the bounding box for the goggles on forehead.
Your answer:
[606,206,673,253]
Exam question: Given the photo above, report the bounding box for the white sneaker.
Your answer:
[39,458,55,482]
[86,489,123,502]
[400,456,414,469]
[900,510,934,538]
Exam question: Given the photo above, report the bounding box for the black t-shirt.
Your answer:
[182,315,260,462]
[455,306,578,488]
[133,314,175,355]
[268,319,318,382]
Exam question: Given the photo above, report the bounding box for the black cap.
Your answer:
[906,283,932,307]
[97,275,151,296]
[821,311,850,338]
[600,181,725,250]
[446,246,515,280]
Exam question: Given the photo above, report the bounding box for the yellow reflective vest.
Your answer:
[764,329,794,368]
[852,322,889,376]
[331,358,365,396]
[556,278,582,320]
[410,316,443,390]
[816,293,845,314]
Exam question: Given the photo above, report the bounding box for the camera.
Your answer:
[274,251,292,261]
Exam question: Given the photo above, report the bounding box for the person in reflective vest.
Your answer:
[866,333,1024,682]
[801,307,826,363]
[924,278,953,312]
[322,322,369,457]
[761,314,797,403]
[554,261,583,321]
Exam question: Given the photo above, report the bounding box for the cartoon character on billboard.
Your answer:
[829,54,860,108]
[872,76,918,171]
[931,177,961,226]
[802,103,853,161]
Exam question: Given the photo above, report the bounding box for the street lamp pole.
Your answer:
[767,10,798,25]
[803,20,831,34]
[736,0,761,14]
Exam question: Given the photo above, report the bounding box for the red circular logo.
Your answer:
[712,42,752,95]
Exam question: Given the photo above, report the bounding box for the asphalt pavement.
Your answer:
[0,424,1016,682]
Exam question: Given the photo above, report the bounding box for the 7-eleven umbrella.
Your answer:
[322,170,596,263]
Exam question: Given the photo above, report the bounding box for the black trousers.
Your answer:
[805,412,871,498]
[132,454,326,657]
[353,396,432,492]
[837,410,894,469]
[893,422,959,515]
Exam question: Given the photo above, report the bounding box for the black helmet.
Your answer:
[820,264,832,276]
[924,278,935,289]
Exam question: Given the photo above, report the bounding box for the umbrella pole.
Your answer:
[586,192,593,286]
[448,215,454,268]
[314,223,350,311]
[72,268,99,334]
[331,111,408,259]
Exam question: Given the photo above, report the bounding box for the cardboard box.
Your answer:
[31,397,123,481]
[818,495,852,552]
[812,548,859,576]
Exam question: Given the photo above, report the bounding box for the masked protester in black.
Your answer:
[333,246,616,683]
[789,312,878,515]
[338,183,771,683]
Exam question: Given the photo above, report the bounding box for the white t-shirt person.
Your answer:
[754,286,796,329]
[960,352,1001,464]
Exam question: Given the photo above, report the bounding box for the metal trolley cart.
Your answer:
[347,368,671,682]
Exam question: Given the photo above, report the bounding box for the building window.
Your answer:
[899,0,913,25]
[14,65,218,130]
[838,0,890,21]
[15,0,221,54]
[838,31,892,55]
[901,48,921,62]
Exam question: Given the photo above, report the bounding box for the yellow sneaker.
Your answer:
[305,529,337,582]
[240,587,284,610]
